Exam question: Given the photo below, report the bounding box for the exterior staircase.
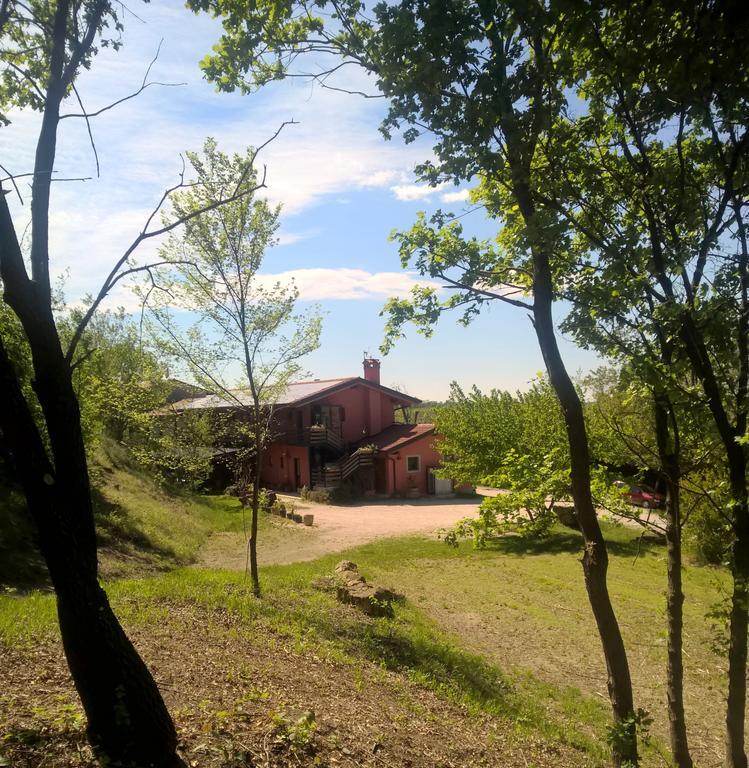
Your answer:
[308,424,344,452]
[311,446,377,489]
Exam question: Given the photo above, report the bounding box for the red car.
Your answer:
[613,481,666,509]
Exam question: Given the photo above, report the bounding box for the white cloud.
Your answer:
[0,2,436,304]
[441,188,470,203]
[276,229,319,246]
[254,268,438,301]
[391,181,449,201]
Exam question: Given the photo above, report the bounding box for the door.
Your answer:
[330,406,342,437]
[375,457,388,494]
[293,457,302,490]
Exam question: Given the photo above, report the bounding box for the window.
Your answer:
[406,455,421,473]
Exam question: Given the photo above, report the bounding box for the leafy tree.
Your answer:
[438,378,571,542]
[434,383,522,488]
[188,2,642,761]
[144,139,322,595]
[0,2,276,761]
[541,4,749,762]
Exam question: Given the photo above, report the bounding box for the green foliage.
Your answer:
[0,301,43,437]
[606,708,653,766]
[258,488,271,512]
[434,383,522,488]
[127,410,215,491]
[145,138,321,412]
[60,306,168,448]
[437,377,572,544]
[2,295,212,489]
[143,139,322,489]
[0,0,124,125]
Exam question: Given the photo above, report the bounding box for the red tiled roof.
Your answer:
[356,423,435,453]
[168,377,420,412]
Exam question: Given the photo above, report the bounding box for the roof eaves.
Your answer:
[279,377,359,407]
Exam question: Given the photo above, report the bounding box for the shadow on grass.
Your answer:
[0,484,49,590]
[92,487,178,562]
[263,579,517,718]
[357,617,516,714]
[0,478,182,591]
[481,525,663,560]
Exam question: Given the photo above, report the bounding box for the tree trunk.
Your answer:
[0,336,185,767]
[671,312,748,768]
[531,244,638,767]
[726,448,749,768]
[249,424,262,596]
[654,393,692,768]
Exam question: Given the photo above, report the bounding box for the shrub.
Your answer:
[258,488,271,513]
[310,488,331,504]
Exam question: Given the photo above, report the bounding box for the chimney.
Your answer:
[363,357,380,385]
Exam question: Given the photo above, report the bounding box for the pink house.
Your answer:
[169,359,444,497]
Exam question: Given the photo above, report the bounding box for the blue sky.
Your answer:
[1,1,601,400]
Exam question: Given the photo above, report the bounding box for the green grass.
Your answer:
[92,439,256,569]
[94,465,249,562]
[0,556,609,763]
[6,523,725,763]
[0,457,732,765]
[1,440,264,586]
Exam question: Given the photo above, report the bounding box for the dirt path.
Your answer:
[197,495,480,570]
[197,487,656,571]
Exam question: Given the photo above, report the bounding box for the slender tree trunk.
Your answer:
[0,336,185,767]
[654,393,692,768]
[670,314,748,767]
[725,450,749,768]
[249,422,262,596]
[531,242,638,766]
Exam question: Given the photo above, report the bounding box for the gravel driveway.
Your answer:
[197,495,481,570]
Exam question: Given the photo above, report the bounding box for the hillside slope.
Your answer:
[0,440,248,587]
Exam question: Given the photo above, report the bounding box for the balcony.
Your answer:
[274,424,344,452]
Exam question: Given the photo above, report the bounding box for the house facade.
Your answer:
[168,359,445,497]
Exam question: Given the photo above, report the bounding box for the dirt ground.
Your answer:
[197,495,481,570]
[196,488,654,571]
[1,600,596,768]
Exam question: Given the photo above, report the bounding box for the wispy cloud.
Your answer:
[390,182,470,204]
[391,182,448,201]
[255,268,438,301]
[0,4,431,303]
[441,188,470,203]
[276,229,319,246]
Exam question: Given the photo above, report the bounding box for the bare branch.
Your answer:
[60,40,187,121]
[0,164,24,205]
[71,83,100,177]
[66,121,296,361]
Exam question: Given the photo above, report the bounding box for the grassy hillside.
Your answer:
[92,441,250,579]
[1,553,612,768]
[0,453,734,767]
[0,440,251,586]
[1,458,606,767]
